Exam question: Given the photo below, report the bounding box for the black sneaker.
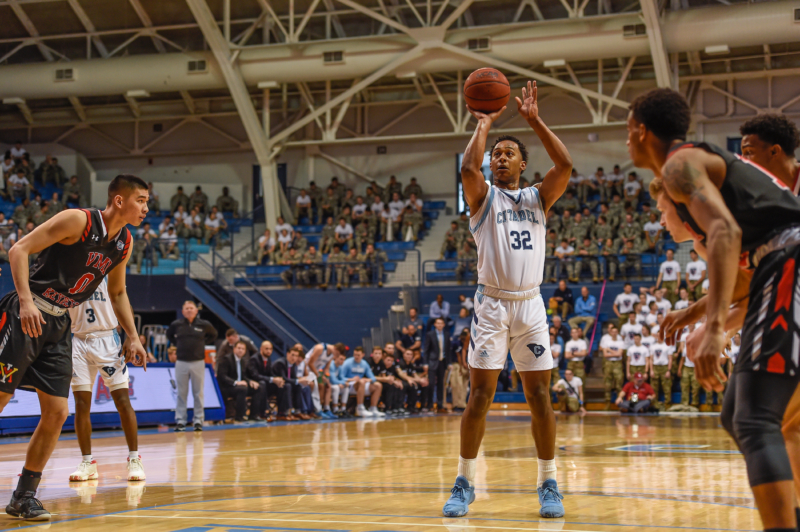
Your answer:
[193,423,203,432]
[174,424,186,432]
[6,492,50,521]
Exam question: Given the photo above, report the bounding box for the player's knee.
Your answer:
[468,386,494,412]
[42,403,69,425]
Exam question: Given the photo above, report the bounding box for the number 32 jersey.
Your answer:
[29,208,132,310]
[69,277,119,335]
[470,185,546,292]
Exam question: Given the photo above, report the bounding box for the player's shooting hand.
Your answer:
[129,338,148,371]
[466,105,506,124]
[693,329,727,392]
[686,322,705,362]
[659,308,693,345]
[19,299,45,338]
[515,80,539,122]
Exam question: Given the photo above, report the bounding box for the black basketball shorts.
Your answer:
[738,243,800,380]
[0,292,73,398]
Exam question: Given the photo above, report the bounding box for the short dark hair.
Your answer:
[491,135,529,163]
[235,340,248,349]
[334,342,347,355]
[108,174,147,205]
[629,88,690,144]
[740,113,800,157]
[225,328,237,338]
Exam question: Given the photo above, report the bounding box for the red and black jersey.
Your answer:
[28,208,132,309]
[667,142,800,253]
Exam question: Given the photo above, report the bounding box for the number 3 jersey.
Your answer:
[29,208,132,310]
[68,277,119,335]
[470,185,546,292]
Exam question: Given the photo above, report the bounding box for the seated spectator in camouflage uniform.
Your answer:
[329,176,347,205]
[619,239,644,280]
[360,244,387,287]
[401,206,423,242]
[301,246,324,288]
[292,229,308,254]
[560,209,574,234]
[339,205,353,226]
[280,248,302,288]
[39,155,67,187]
[554,239,575,281]
[318,188,338,224]
[404,177,422,199]
[592,215,614,248]
[159,225,180,259]
[326,245,347,290]
[190,185,209,214]
[319,217,336,254]
[341,189,356,212]
[257,229,275,264]
[133,232,159,272]
[570,237,600,282]
[334,217,354,250]
[456,212,470,232]
[307,181,324,213]
[440,221,465,259]
[455,241,477,284]
[617,213,642,250]
[560,190,579,214]
[13,198,34,227]
[171,186,190,212]
[566,212,590,246]
[146,182,160,213]
[354,219,373,252]
[216,186,239,218]
[341,247,362,289]
[578,169,599,205]
[49,192,64,214]
[179,207,204,242]
[544,230,558,283]
[32,202,54,226]
[383,175,403,203]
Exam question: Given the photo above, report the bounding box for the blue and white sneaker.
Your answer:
[442,476,475,517]
[321,410,336,420]
[537,478,565,518]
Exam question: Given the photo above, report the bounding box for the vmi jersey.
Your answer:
[29,209,132,309]
[469,186,546,292]
[69,277,119,335]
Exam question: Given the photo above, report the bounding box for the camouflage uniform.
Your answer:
[620,239,645,279]
[292,236,308,254]
[440,226,466,257]
[601,241,621,281]
[617,221,642,250]
[567,360,586,381]
[317,195,338,225]
[307,185,324,212]
[280,252,302,287]
[560,196,579,213]
[326,250,348,287]
[456,215,470,232]
[603,357,625,403]
[592,222,615,248]
[358,249,388,286]
[363,209,379,242]
[680,363,700,407]
[170,192,190,212]
[403,210,424,241]
[565,223,589,246]
[355,223,374,251]
[301,250,324,287]
[216,194,238,217]
[383,182,403,203]
[319,222,336,254]
[651,364,673,408]
[133,237,159,272]
[547,213,562,235]
[544,234,558,282]
[32,208,52,227]
[189,191,209,214]
[404,183,423,198]
[569,241,600,282]
[455,247,478,284]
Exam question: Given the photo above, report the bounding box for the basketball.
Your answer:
[463,68,510,113]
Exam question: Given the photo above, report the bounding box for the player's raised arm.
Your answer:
[517,81,573,213]
[8,209,88,337]
[461,105,505,216]
[107,251,147,370]
[661,149,740,391]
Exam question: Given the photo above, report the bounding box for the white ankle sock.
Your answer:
[128,451,139,460]
[458,456,477,486]
[82,454,92,463]
[537,458,557,488]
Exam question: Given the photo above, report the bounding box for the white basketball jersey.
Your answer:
[69,277,119,335]
[470,186,546,292]
[306,343,335,371]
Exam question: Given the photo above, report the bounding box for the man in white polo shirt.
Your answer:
[684,249,707,301]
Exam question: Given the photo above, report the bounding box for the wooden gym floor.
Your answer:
[0,412,759,531]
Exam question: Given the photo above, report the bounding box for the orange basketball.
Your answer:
[463,68,510,113]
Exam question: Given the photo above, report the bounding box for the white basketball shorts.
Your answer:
[71,330,129,392]
[468,293,553,372]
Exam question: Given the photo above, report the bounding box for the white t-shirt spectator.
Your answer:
[645,312,659,327]
[461,297,474,312]
[569,173,585,186]
[555,244,574,256]
[204,216,221,230]
[1,160,13,175]
[296,195,312,208]
[388,200,405,217]
[8,175,29,191]
[371,200,385,215]
[680,328,694,367]
[643,292,656,306]
[352,203,367,217]
[656,298,672,316]
[565,339,588,361]
[185,214,202,228]
[650,343,673,366]
[556,377,582,398]
[627,345,649,367]
[10,146,26,158]
[405,198,423,210]
[607,171,625,183]
[335,223,354,239]
[380,210,393,223]
[620,322,643,348]
[727,342,740,364]
[551,342,562,361]
[686,260,707,281]
[624,180,642,197]
[258,234,275,249]
[173,211,188,224]
[650,323,660,337]
[136,227,158,238]
[277,232,293,246]
[643,221,661,239]
[160,230,178,245]
[602,336,625,361]
[660,260,680,282]
[614,292,638,314]
[674,298,690,310]
[3,231,17,250]
[641,334,655,350]
[635,313,647,326]
[275,222,294,236]
[158,220,174,234]
[702,278,709,291]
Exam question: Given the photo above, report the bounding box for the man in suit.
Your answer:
[216,341,257,422]
[272,347,314,420]
[424,317,452,413]
[246,340,294,421]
